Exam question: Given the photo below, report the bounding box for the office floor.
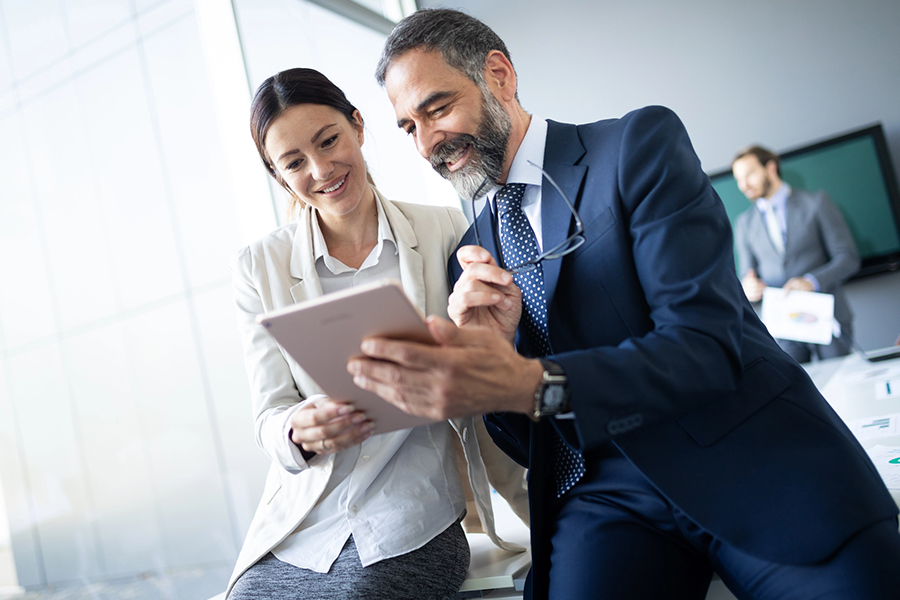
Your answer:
[0,565,230,600]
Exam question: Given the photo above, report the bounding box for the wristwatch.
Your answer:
[531,359,570,421]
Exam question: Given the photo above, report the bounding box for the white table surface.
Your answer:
[803,349,900,509]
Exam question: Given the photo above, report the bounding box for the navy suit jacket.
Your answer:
[449,107,896,598]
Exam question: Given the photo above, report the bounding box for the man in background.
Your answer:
[732,146,860,362]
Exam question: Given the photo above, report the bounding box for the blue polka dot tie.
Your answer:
[496,183,586,497]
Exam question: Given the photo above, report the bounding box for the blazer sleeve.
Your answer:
[231,246,319,473]
[554,107,747,451]
[805,192,860,291]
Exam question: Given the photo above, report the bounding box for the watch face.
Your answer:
[543,385,566,412]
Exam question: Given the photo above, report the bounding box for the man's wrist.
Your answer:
[515,359,546,414]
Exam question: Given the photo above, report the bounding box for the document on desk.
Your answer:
[760,288,835,345]
[865,446,900,490]
[848,412,900,440]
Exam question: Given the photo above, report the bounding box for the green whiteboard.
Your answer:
[709,125,900,276]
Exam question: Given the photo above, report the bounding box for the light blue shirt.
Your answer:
[756,183,820,291]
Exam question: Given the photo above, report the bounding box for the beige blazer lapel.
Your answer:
[378,189,427,314]
[288,205,324,305]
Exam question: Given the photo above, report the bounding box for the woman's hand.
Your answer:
[289,397,373,456]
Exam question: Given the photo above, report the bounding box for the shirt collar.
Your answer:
[756,182,791,213]
[486,116,547,208]
[311,187,397,274]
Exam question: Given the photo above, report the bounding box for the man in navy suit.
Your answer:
[348,9,900,599]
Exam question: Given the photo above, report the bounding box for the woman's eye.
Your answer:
[286,159,301,171]
[322,135,338,148]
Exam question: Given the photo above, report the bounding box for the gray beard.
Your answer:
[429,88,511,200]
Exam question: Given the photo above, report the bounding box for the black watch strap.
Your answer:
[531,359,570,421]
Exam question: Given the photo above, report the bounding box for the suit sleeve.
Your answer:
[554,107,747,451]
[231,247,319,473]
[805,192,860,291]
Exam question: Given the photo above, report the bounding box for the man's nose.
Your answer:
[414,123,442,160]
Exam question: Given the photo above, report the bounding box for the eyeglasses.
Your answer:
[471,160,585,274]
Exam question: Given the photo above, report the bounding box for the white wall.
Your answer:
[0,0,268,590]
[232,0,460,223]
[420,0,900,349]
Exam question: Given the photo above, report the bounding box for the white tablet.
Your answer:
[257,279,437,434]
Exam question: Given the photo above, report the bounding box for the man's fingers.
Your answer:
[449,289,512,317]
[458,261,513,288]
[425,315,464,346]
[357,334,450,370]
[350,365,460,421]
[456,245,499,270]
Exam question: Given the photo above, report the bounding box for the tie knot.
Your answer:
[495,183,527,214]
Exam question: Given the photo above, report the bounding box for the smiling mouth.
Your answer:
[444,145,470,172]
[319,175,347,194]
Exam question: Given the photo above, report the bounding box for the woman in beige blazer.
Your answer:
[226,68,527,599]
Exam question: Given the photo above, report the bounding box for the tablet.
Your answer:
[257,279,437,434]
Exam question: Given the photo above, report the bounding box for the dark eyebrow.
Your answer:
[396,91,455,128]
[277,123,338,162]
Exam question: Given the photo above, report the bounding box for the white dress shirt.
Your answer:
[483,116,549,251]
[272,194,465,572]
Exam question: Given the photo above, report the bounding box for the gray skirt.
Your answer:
[229,521,470,599]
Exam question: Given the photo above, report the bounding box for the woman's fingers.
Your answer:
[289,398,373,455]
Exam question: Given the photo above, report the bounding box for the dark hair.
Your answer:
[250,68,373,218]
[375,8,515,95]
[733,145,782,178]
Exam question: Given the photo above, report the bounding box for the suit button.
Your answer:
[462,427,469,443]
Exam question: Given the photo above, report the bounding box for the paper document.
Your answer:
[760,288,835,345]
[865,445,900,490]
[840,364,900,403]
[848,412,900,441]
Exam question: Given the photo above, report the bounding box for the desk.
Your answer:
[803,350,900,510]
[456,493,530,598]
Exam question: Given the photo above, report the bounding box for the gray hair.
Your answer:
[374,8,515,93]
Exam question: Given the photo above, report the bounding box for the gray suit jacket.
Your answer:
[734,188,860,333]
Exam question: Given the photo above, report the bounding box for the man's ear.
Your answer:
[352,109,365,146]
[483,50,517,102]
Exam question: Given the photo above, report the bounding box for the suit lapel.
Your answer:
[783,189,797,257]
[475,201,501,264]
[541,121,587,314]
